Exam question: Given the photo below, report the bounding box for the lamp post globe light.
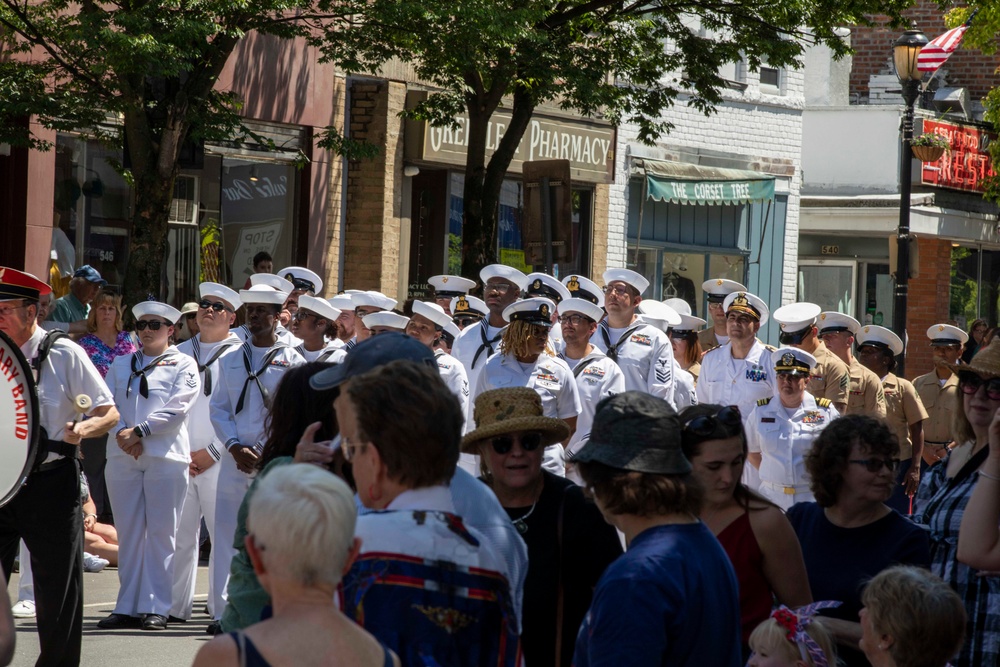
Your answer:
[892,27,928,376]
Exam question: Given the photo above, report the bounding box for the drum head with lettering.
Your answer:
[0,330,39,507]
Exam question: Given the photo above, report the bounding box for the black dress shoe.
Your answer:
[206,620,222,635]
[141,614,168,631]
[167,615,187,624]
[97,613,141,630]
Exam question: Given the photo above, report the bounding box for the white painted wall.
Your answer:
[801,106,900,195]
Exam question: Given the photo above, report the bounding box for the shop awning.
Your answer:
[641,159,776,205]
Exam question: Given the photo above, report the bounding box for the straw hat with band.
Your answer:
[462,387,570,453]
[946,337,1000,378]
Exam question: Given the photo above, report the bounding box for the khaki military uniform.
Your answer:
[912,370,959,451]
[688,361,701,385]
[698,328,724,355]
[806,341,850,409]
[847,357,886,418]
[882,373,929,461]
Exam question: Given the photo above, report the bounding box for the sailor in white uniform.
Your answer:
[363,310,409,336]
[209,284,304,629]
[562,274,604,309]
[524,272,571,354]
[474,298,581,475]
[429,274,476,316]
[557,297,625,484]
[233,273,302,347]
[351,290,398,345]
[590,268,676,406]
[102,301,200,630]
[637,299,697,409]
[290,295,346,363]
[747,348,839,510]
[276,265,322,318]
[438,320,461,355]
[450,294,488,331]
[329,294,355,349]
[698,278,747,354]
[406,301,470,419]
[170,283,243,622]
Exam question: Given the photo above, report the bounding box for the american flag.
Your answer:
[917,13,977,73]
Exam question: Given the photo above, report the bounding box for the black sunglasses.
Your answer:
[135,320,172,331]
[958,371,1000,400]
[849,458,898,473]
[199,299,232,313]
[491,432,544,455]
[779,329,811,345]
[683,405,742,437]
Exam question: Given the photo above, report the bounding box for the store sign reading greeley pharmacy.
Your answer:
[411,106,615,184]
[920,119,997,193]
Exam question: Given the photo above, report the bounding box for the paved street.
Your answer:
[6,565,212,666]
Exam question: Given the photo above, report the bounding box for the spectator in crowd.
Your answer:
[334,358,522,665]
[680,403,812,660]
[77,288,137,522]
[98,301,200,631]
[962,318,987,364]
[48,264,106,324]
[220,362,341,633]
[858,566,966,667]
[914,338,1000,666]
[82,494,118,567]
[747,606,836,667]
[789,415,930,667]
[464,387,621,667]
[242,251,273,290]
[571,392,742,666]
[193,465,398,667]
[174,302,199,342]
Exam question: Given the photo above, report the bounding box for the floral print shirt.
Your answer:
[78,330,138,378]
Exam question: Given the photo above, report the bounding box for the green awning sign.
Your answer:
[646,175,775,205]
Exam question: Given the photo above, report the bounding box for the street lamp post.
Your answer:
[892,28,928,376]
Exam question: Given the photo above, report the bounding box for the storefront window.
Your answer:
[797,260,855,314]
[950,245,1000,329]
[863,263,893,327]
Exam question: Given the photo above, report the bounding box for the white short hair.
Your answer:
[247,464,357,587]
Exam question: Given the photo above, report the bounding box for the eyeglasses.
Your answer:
[135,320,172,331]
[958,371,1000,400]
[490,431,544,455]
[454,316,479,327]
[779,330,811,345]
[292,311,317,322]
[0,303,28,318]
[682,405,742,437]
[485,282,514,295]
[557,314,590,326]
[849,458,898,473]
[198,299,232,313]
[777,371,809,381]
[343,437,367,462]
[603,285,630,297]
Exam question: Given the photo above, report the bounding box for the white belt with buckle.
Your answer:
[760,480,810,495]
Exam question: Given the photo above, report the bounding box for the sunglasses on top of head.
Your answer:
[958,371,1000,400]
[682,405,742,437]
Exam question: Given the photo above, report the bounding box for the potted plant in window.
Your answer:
[910,133,950,162]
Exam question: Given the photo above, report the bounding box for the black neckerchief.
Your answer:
[472,320,505,368]
[235,341,286,413]
[599,320,643,362]
[192,336,240,396]
[127,351,172,399]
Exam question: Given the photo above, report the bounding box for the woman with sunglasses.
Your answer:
[680,403,812,660]
[746,348,839,510]
[786,415,930,667]
[99,301,201,631]
[669,313,705,384]
[465,387,622,667]
[913,338,1000,666]
[473,297,581,475]
[289,295,345,363]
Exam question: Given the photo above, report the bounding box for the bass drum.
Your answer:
[0,329,39,507]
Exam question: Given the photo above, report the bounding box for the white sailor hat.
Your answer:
[773,302,822,344]
[818,311,861,336]
[352,291,398,311]
[451,295,488,319]
[250,273,294,293]
[723,291,769,325]
[773,347,817,376]
[637,300,681,331]
[558,297,604,323]
[342,289,365,295]
[673,314,707,335]
[603,268,650,295]
[663,298,692,316]
[856,325,904,356]
[525,273,571,303]
[562,274,604,308]
[240,284,289,306]
[411,301,453,330]
[442,321,461,344]
[480,264,528,291]
[298,295,341,322]
[503,297,556,327]
[428,274,476,298]
[362,311,410,331]
[133,301,181,323]
[927,323,969,347]
[702,278,748,304]
[199,282,242,310]
[328,294,354,312]
[278,266,323,294]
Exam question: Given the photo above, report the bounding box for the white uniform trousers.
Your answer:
[170,460,220,619]
[105,455,189,616]
[212,452,254,621]
[757,481,814,511]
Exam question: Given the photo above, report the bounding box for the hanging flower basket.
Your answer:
[911,144,946,162]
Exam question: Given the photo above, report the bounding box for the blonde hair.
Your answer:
[499,320,553,359]
[247,464,357,588]
[748,616,836,667]
[85,290,124,333]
